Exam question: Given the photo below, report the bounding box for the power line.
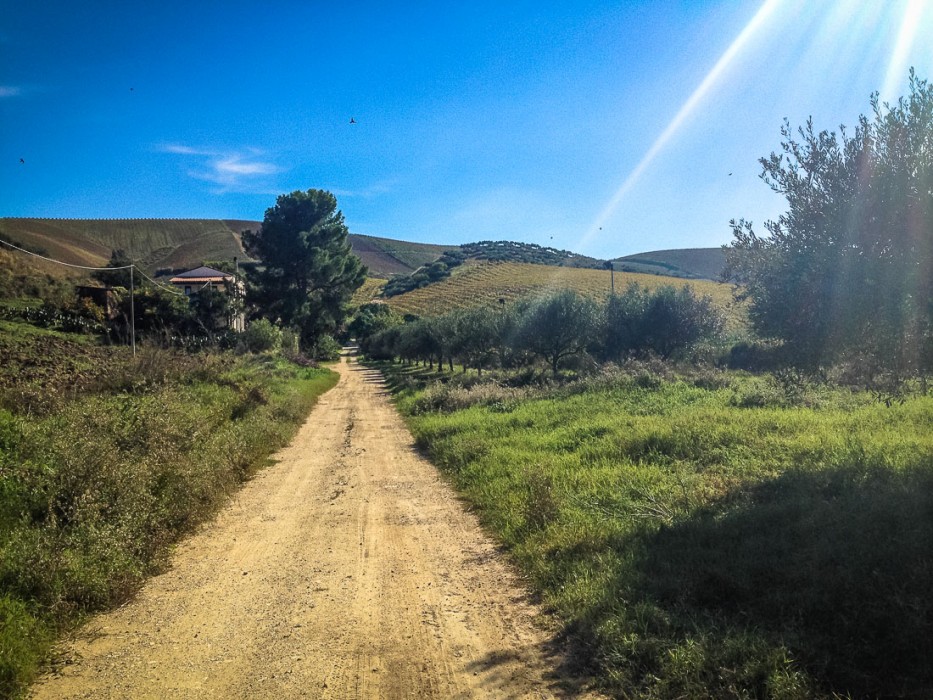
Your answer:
[0,238,134,270]
[0,237,186,296]
[134,267,186,296]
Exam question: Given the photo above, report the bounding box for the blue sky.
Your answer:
[2,0,932,258]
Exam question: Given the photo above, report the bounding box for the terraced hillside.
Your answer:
[377,260,745,330]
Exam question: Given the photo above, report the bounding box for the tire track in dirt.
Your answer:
[31,353,598,699]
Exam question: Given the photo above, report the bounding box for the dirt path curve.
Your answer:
[32,353,596,699]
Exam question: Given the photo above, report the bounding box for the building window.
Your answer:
[184,286,192,296]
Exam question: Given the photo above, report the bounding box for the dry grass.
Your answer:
[352,277,387,306]
[0,218,250,275]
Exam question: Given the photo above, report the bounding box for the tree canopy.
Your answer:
[726,70,933,379]
[243,189,366,347]
[92,249,135,289]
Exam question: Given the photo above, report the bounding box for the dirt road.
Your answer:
[32,354,594,699]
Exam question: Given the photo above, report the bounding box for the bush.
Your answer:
[0,595,47,697]
[243,318,281,353]
[308,334,342,361]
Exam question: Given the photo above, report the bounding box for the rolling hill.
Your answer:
[0,219,730,315]
[613,247,726,280]
[369,260,746,332]
[0,218,251,274]
[0,218,457,279]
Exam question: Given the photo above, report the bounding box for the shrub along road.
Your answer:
[31,353,595,699]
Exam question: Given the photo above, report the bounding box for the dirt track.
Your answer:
[32,354,595,699]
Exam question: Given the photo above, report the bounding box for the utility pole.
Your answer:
[605,260,615,295]
[130,264,136,356]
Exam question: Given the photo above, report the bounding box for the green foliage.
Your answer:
[242,318,281,353]
[389,364,933,698]
[91,249,134,289]
[243,189,367,349]
[307,333,342,361]
[726,70,933,380]
[513,290,599,375]
[365,286,723,376]
[0,343,338,698]
[380,241,610,299]
[601,283,724,361]
[187,286,234,336]
[348,302,401,349]
[0,595,48,698]
[382,250,467,297]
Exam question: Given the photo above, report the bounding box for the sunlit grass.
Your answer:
[389,364,933,698]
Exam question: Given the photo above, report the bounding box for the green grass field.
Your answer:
[382,363,932,699]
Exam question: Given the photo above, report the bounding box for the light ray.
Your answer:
[880,0,926,105]
[581,0,782,248]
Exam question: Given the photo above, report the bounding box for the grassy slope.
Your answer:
[0,218,250,274]
[0,319,338,698]
[381,260,746,331]
[348,234,457,277]
[0,218,457,280]
[614,248,726,281]
[389,365,933,699]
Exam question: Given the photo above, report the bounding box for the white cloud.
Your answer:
[327,179,396,199]
[159,143,209,156]
[0,86,22,98]
[159,143,283,193]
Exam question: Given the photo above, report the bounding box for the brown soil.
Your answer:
[31,353,598,699]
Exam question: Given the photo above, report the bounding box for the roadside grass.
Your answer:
[0,322,338,699]
[382,362,933,698]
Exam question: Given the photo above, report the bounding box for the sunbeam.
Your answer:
[880,0,926,104]
[581,0,783,248]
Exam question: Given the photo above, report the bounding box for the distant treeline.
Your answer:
[355,284,723,376]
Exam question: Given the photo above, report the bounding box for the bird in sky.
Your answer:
[19,158,24,164]
[349,117,357,124]
[728,172,733,176]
